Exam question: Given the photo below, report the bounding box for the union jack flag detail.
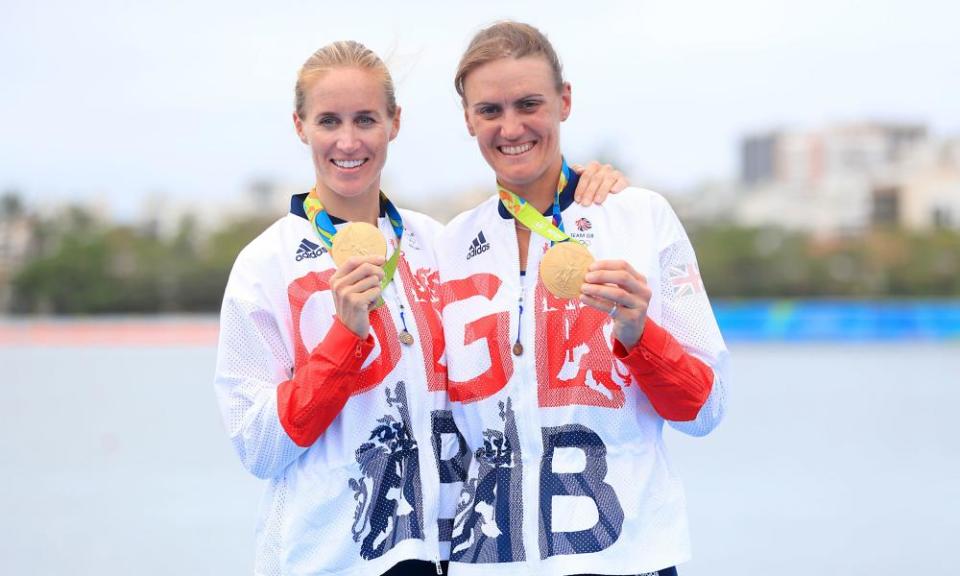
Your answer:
[668,263,704,297]
[576,218,592,231]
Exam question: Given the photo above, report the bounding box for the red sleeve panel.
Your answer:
[277,319,375,447]
[613,319,713,422]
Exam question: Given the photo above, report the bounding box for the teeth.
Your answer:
[333,159,365,168]
[500,143,534,156]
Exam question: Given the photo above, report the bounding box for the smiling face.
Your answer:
[293,66,400,209]
[462,56,571,199]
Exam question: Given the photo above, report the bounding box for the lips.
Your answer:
[499,142,535,156]
[332,158,367,169]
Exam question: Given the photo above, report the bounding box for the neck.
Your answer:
[503,155,564,214]
[310,184,380,225]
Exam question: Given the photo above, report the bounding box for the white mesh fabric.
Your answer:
[656,234,730,437]
[214,295,305,479]
[255,476,288,576]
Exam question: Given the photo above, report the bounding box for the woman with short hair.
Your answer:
[436,21,730,576]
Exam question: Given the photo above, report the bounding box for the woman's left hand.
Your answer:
[579,259,651,349]
[570,161,629,206]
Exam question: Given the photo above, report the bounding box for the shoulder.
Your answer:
[597,187,684,231]
[440,194,500,242]
[224,215,294,299]
[600,186,673,215]
[610,187,693,254]
[397,207,443,239]
[233,215,292,267]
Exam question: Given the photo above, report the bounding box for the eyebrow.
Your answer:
[472,101,499,111]
[472,93,546,109]
[314,109,380,118]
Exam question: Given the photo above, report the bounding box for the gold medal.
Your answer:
[539,241,594,299]
[330,222,388,267]
[399,330,414,346]
[512,341,524,356]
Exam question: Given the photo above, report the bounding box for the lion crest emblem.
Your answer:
[348,381,424,560]
[449,398,526,563]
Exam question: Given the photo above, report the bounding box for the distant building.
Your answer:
[740,132,779,185]
[740,123,927,187]
[891,138,960,230]
[730,122,957,235]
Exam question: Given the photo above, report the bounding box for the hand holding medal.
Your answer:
[330,254,386,338]
[305,192,413,342]
[497,160,651,349]
[329,222,391,338]
[579,260,653,349]
[330,222,387,267]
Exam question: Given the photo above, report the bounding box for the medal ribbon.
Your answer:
[497,158,577,246]
[303,191,404,294]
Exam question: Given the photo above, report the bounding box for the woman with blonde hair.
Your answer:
[214,39,627,576]
[436,22,730,576]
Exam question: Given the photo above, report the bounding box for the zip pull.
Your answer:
[434,557,443,575]
[512,282,524,356]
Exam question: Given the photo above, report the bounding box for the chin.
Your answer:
[497,165,540,189]
[335,186,373,200]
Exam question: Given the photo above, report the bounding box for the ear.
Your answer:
[389,106,402,141]
[463,106,476,137]
[293,112,308,144]
[560,82,572,122]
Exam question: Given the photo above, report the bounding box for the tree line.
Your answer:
[690,224,960,299]
[5,204,274,315]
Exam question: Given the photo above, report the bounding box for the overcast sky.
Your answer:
[2,0,958,219]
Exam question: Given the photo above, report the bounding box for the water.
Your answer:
[667,343,960,574]
[2,346,261,575]
[2,342,958,575]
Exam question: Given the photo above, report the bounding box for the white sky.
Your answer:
[2,0,958,219]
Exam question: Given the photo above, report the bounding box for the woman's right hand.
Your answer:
[570,161,629,206]
[330,255,386,338]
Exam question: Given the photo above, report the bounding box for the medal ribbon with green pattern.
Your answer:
[302,191,404,295]
[497,158,577,246]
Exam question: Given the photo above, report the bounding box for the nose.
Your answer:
[499,111,524,141]
[336,125,361,153]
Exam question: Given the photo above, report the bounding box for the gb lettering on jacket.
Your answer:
[288,254,447,394]
[441,271,635,407]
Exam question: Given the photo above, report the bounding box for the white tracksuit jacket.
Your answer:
[434,181,730,576]
[214,194,453,576]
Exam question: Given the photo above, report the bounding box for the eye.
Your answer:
[355,115,376,127]
[317,115,339,128]
[518,99,541,112]
[477,104,501,118]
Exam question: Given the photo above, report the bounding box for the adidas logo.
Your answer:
[295,238,327,261]
[466,231,490,260]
